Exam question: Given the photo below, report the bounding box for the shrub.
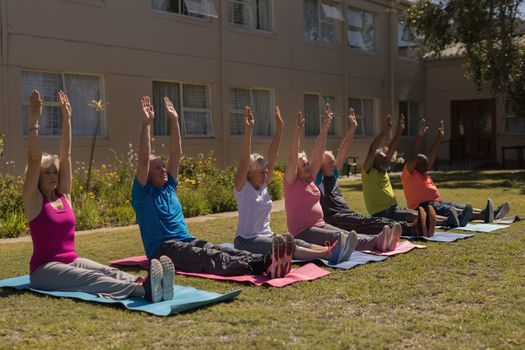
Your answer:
[75,198,103,230]
[177,184,211,217]
[0,212,27,238]
[268,170,284,200]
[107,206,136,226]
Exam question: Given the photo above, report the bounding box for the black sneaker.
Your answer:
[459,204,473,227]
[446,207,460,228]
[483,198,494,223]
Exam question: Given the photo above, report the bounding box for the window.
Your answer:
[152,0,217,18]
[230,88,273,136]
[228,0,272,31]
[398,22,419,58]
[21,71,105,137]
[504,99,525,134]
[152,81,213,137]
[348,98,374,136]
[399,101,420,136]
[304,94,338,136]
[304,0,343,44]
[347,7,375,51]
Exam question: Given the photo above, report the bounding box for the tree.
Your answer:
[404,0,525,113]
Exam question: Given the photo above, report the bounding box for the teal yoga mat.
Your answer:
[0,275,241,317]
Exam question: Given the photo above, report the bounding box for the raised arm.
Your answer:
[57,91,72,198]
[234,106,254,191]
[309,104,332,177]
[427,120,444,169]
[164,97,182,181]
[285,111,305,184]
[334,108,358,173]
[266,105,284,184]
[22,90,43,218]
[363,115,392,173]
[136,96,154,186]
[385,114,405,162]
[406,118,429,172]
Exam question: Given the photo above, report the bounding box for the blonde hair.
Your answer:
[298,151,307,160]
[247,153,268,178]
[324,150,335,159]
[41,152,59,169]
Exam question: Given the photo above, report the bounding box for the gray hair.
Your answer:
[247,153,268,177]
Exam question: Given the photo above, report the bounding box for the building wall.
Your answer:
[0,0,423,175]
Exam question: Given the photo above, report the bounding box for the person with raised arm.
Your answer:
[315,108,403,246]
[401,119,510,227]
[284,105,392,260]
[24,90,169,303]
[132,97,281,278]
[361,114,439,237]
[233,106,345,272]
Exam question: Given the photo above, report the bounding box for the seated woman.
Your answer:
[284,105,398,257]
[23,90,172,303]
[233,106,346,275]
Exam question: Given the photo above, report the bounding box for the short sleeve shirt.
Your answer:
[233,182,273,239]
[400,164,442,209]
[361,168,397,216]
[131,173,194,259]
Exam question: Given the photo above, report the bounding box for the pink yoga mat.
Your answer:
[110,256,330,287]
[360,240,426,256]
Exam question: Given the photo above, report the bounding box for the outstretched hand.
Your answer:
[348,108,358,131]
[141,96,154,125]
[58,90,72,120]
[29,90,42,125]
[163,96,178,122]
[383,115,393,132]
[418,118,429,136]
[275,105,284,129]
[296,111,305,129]
[322,103,333,130]
[244,106,254,131]
[437,120,445,137]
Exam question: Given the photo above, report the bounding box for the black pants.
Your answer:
[369,205,418,236]
[153,239,267,276]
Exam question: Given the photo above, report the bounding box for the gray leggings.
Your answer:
[295,223,378,251]
[234,234,313,255]
[30,257,140,299]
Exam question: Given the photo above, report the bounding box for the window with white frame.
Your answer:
[21,71,105,137]
[230,88,273,136]
[304,0,343,44]
[152,81,213,137]
[152,0,217,18]
[398,22,419,58]
[228,0,272,31]
[348,98,374,136]
[347,7,375,51]
[304,94,338,136]
[399,101,420,136]
[504,99,525,134]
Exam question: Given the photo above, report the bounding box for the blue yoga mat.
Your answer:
[438,223,510,233]
[218,243,387,270]
[0,275,241,317]
[403,231,474,242]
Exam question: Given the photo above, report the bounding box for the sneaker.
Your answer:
[267,235,284,279]
[281,233,296,277]
[459,204,473,227]
[425,205,437,237]
[159,255,175,301]
[388,223,402,251]
[327,233,345,265]
[145,258,163,303]
[483,198,494,223]
[415,207,427,237]
[375,225,390,252]
[342,231,358,261]
[495,201,510,220]
[446,207,460,228]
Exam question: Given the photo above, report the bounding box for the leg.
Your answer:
[323,223,377,251]
[233,235,275,255]
[72,257,141,283]
[373,205,418,222]
[327,210,394,235]
[295,225,341,246]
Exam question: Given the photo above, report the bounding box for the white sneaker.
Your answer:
[388,223,402,251]
[375,225,390,252]
[149,259,163,303]
[495,202,510,220]
[159,256,175,301]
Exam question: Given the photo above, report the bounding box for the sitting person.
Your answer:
[132,96,282,278]
[284,104,397,256]
[233,106,348,271]
[361,114,438,237]
[401,119,510,227]
[24,90,171,303]
[315,108,405,239]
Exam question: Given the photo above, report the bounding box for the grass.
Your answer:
[0,170,524,349]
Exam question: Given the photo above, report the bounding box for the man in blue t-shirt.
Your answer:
[131,96,275,276]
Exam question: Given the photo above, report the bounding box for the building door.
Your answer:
[450,99,496,161]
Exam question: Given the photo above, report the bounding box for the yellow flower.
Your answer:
[88,99,106,112]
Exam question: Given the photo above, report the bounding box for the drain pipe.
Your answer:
[0,0,9,169]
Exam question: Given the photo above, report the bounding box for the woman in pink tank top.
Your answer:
[21,90,172,303]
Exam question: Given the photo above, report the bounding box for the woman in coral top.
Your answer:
[22,90,172,302]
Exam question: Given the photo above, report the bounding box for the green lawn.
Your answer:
[1,170,524,349]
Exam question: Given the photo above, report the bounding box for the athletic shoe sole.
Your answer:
[416,207,427,237]
[282,233,296,277]
[460,204,473,227]
[426,205,437,237]
[484,198,494,223]
[495,201,510,220]
[149,259,163,303]
[375,225,390,252]
[388,223,402,251]
[268,235,285,279]
[159,255,175,301]
[342,231,358,262]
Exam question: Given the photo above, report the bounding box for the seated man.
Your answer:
[401,119,510,227]
[361,114,437,237]
[316,108,409,237]
[131,96,283,277]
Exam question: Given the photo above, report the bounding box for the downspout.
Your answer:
[219,1,227,167]
[0,0,8,168]
[343,2,348,124]
[388,0,396,117]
